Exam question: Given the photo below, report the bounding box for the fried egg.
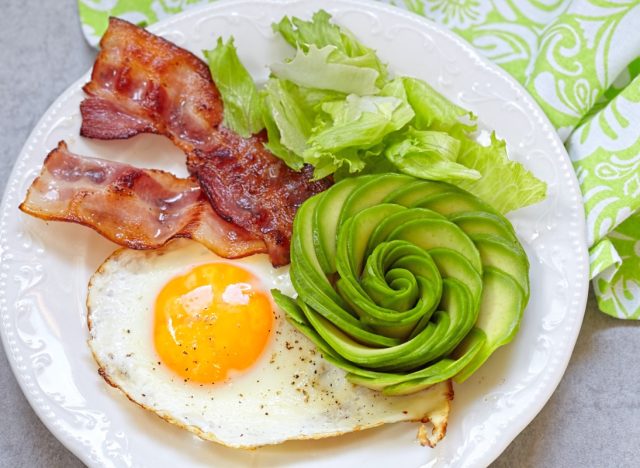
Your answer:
[87,239,451,448]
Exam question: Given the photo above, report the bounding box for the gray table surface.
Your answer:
[1,1,639,467]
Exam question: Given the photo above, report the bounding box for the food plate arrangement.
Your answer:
[0,0,589,466]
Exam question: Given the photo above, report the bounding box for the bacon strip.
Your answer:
[80,17,224,153]
[190,129,331,266]
[80,18,331,265]
[19,142,267,258]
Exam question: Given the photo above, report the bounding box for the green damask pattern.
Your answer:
[77,0,640,319]
[594,213,640,319]
[79,0,211,41]
[569,76,640,246]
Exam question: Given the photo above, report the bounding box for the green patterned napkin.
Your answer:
[77,0,640,319]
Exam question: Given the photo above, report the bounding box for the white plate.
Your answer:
[0,0,589,466]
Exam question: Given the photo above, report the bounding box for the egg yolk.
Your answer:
[154,263,273,384]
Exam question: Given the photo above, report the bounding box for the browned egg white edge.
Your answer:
[85,242,453,449]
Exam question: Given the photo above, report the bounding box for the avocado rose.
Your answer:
[273,173,530,395]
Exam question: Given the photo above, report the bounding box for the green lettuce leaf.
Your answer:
[261,79,344,170]
[314,94,414,150]
[454,131,547,213]
[262,79,312,157]
[261,104,305,171]
[204,37,263,138]
[301,94,414,177]
[402,77,476,132]
[271,45,380,95]
[272,10,387,84]
[385,128,481,181]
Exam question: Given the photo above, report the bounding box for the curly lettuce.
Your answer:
[205,10,546,213]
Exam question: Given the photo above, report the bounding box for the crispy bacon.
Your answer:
[80,18,331,266]
[19,142,267,258]
[190,129,332,266]
[80,17,223,151]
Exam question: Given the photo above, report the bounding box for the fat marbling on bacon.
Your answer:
[80,17,331,266]
[20,142,267,258]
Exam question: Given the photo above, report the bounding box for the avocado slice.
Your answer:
[346,328,487,394]
[314,177,363,274]
[336,240,442,335]
[416,191,499,216]
[386,217,483,273]
[302,277,477,373]
[339,173,413,223]
[454,267,526,382]
[428,248,482,307]
[337,203,407,275]
[472,234,530,299]
[290,194,336,299]
[450,211,518,244]
[381,329,487,395]
[384,179,460,206]
[367,207,445,251]
[291,194,402,348]
[301,300,451,369]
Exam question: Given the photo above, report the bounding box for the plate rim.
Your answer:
[0,0,590,466]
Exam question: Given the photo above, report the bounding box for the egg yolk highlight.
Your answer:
[154,263,273,384]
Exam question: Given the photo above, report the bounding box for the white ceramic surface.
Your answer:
[0,0,589,466]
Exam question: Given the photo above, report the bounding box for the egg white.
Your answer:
[87,239,451,448]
